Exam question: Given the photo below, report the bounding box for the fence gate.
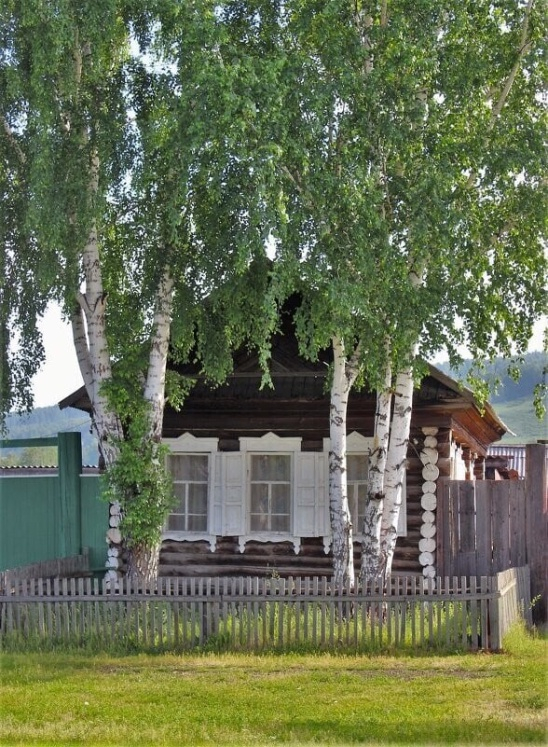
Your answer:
[437,479,528,577]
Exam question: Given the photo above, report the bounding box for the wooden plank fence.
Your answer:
[437,479,528,577]
[0,568,531,653]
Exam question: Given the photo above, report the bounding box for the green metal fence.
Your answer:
[0,433,106,574]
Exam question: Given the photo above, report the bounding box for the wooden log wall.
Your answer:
[156,425,455,579]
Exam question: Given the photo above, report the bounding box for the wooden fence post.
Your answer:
[526,444,547,624]
[58,432,83,558]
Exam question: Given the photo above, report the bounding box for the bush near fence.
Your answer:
[0,568,531,654]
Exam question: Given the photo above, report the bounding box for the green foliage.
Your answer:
[228,0,547,386]
[102,409,175,552]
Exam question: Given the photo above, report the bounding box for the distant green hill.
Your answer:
[436,351,547,445]
[1,406,98,466]
[492,397,547,445]
[436,351,547,404]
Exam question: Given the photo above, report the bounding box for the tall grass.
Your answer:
[1,597,483,655]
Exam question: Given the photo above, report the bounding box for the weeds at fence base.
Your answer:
[1,601,485,656]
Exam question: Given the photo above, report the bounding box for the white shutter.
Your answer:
[294,452,317,536]
[211,453,223,535]
[222,453,245,535]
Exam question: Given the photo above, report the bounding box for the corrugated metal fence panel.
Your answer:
[487,445,527,478]
[0,476,60,570]
[0,473,106,574]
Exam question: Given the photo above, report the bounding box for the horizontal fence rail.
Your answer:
[0,569,530,654]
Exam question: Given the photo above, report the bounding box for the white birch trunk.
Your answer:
[70,213,125,580]
[361,353,392,582]
[379,356,416,582]
[143,268,175,440]
[126,268,175,584]
[71,153,124,465]
[329,337,359,587]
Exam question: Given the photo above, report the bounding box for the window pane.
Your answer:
[250,513,269,531]
[250,454,291,534]
[187,514,207,532]
[271,514,290,532]
[188,483,208,513]
[251,483,269,514]
[172,484,187,511]
[272,484,290,514]
[357,484,367,532]
[169,454,208,481]
[168,454,209,532]
[167,514,186,531]
[251,454,290,481]
[347,454,368,482]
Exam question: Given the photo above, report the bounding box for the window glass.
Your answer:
[251,454,290,482]
[250,454,291,532]
[347,454,369,534]
[168,454,208,532]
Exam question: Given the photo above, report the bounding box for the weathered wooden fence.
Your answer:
[0,551,90,590]
[0,568,531,653]
[437,479,528,577]
[435,444,547,626]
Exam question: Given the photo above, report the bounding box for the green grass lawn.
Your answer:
[0,625,545,746]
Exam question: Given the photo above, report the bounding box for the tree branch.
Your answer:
[490,0,534,126]
[1,115,26,165]
[71,302,94,396]
[467,0,535,188]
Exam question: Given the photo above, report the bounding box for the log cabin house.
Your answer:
[61,316,507,580]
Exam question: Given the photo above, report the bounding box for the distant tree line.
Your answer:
[438,351,547,405]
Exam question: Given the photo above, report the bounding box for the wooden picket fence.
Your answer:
[0,567,531,653]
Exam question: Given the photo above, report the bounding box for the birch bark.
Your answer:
[329,336,360,587]
[125,268,175,582]
[361,353,392,582]
[378,353,417,582]
[70,153,124,467]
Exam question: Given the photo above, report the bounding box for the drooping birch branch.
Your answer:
[466,0,536,187]
[490,0,535,125]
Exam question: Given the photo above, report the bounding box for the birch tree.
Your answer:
[235,0,546,585]
[1,0,277,582]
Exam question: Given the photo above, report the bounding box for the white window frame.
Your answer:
[239,433,302,552]
[162,433,219,550]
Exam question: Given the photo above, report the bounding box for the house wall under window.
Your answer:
[162,431,406,555]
